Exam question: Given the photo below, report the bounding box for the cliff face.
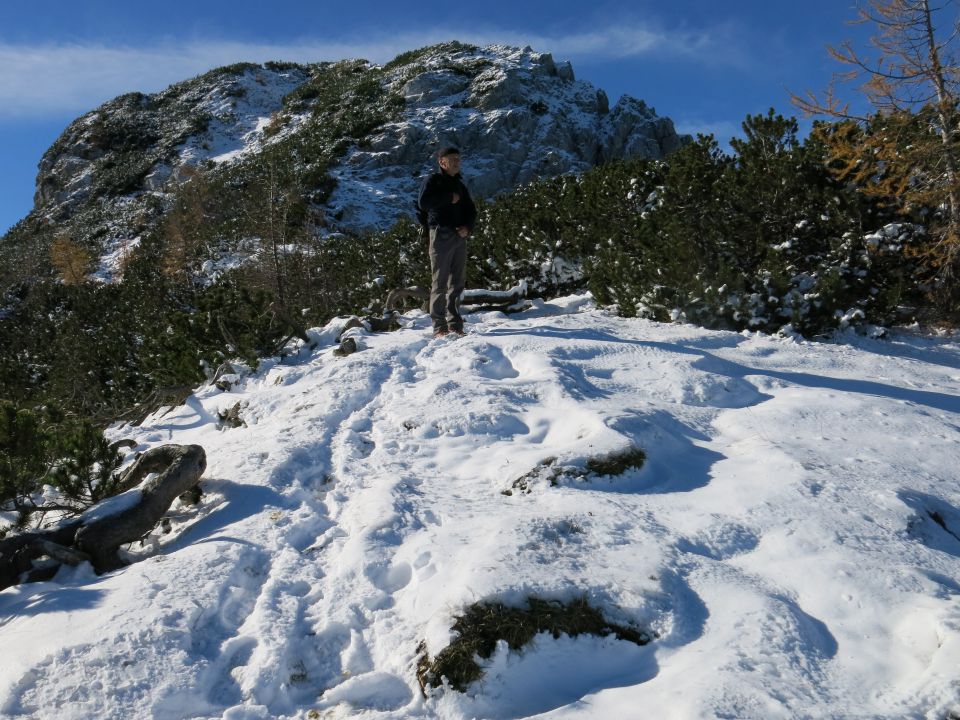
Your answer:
[15,42,686,282]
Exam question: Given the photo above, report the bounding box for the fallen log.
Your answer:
[75,445,206,572]
[385,282,529,314]
[0,444,206,589]
[115,385,195,426]
[460,281,529,310]
[385,286,429,313]
[0,521,83,591]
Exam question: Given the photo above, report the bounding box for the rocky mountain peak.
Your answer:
[328,42,686,229]
[17,43,687,282]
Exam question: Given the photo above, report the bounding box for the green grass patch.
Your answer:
[416,596,653,693]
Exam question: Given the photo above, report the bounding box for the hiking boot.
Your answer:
[432,328,450,338]
[451,327,466,336]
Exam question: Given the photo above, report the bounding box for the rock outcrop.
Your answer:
[327,44,687,230]
[34,63,310,222]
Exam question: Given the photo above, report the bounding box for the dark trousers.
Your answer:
[429,226,467,331]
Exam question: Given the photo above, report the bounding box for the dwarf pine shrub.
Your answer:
[416,596,652,693]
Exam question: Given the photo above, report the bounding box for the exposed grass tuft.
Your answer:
[504,456,557,494]
[504,447,647,495]
[585,446,647,477]
[416,596,653,693]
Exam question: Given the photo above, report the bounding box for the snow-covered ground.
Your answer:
[2,296,960,719]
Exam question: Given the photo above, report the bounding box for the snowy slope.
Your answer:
[2,298,960,719]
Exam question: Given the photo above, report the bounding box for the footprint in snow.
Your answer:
[365,560,413,593]
[204,635,257,705]
[675,523,760,561]
[320,671,413,712]
[471,345,520,380]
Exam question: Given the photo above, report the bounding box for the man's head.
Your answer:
[438,146,461,176]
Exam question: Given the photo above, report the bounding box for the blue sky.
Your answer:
[0,1,872,235]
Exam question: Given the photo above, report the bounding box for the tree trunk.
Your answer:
[385,286,430,312]
[0,521,83,591]
[75,445,206,571]
[921,0,960,245]
[460,285,529,310]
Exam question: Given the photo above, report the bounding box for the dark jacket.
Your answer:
[418,171,477,232]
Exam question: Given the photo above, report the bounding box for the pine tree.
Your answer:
[161,167,213,282]
[0,403,124,525]
[47,421,124,509]
[0,403,49,520]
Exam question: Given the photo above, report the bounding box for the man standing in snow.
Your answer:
[417,147,476,338]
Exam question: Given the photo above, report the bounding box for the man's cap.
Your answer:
[438,146,461,158]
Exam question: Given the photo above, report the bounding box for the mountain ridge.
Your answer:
[9,41,686,285]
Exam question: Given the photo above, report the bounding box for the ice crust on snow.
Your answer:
[2,299,960,718]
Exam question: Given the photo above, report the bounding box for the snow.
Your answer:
[177,67,310,170]
[92,236,141,284]
[2,297,960,719]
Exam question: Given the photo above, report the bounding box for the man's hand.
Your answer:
[450,192,460,204]
[457,226,469,238]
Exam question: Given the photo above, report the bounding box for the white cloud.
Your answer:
[0,40,379,118]
[0,23,734,118]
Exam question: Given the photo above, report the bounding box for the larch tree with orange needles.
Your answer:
[793,0,960,305]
